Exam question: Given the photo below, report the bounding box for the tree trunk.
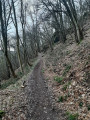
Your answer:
[62,0,83,43]
[20,0,27,65]
[0,0,16,78]
[59,0,66,43]
[5,54,17,78]
[11,0,23,72]
[6,60,10,78]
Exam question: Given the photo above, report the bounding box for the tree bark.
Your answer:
[62,0,83,43]
[59,0,66,43]
[20,0,27,65]
[0,0,16,78]
[11,0,23,72]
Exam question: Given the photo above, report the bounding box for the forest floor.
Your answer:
[0,55,66,120]
[0,20,90,120]
[43,20,90,120]
[0,58,39,120]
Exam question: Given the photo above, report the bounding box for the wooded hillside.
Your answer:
[0,0,90,120]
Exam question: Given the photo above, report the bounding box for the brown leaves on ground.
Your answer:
[43,21,90,120]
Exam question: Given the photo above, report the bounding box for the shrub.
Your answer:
[0,110,5,118]
[58,96,64,102]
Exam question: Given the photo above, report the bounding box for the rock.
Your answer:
[21,85,25,88]
[72,81,76,86]
[69,85,72,88]
[82,94,86,99]
[70,102,73,105]
[20,113,26,120]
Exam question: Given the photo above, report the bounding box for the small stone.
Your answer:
[70,102,73,105]
[72,81,76,86]
[82,94,85,98]
[69,85,72,88]
[43,107,46,110]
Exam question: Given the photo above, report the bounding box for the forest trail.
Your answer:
[25,58,65,120]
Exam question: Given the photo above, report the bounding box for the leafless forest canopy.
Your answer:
[0,0,90,82]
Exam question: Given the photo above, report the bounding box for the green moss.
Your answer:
[54,76,64,84]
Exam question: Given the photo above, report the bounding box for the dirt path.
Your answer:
[25,59,65,120]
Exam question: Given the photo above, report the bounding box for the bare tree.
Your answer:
[11,0,23,72]
[0,0,16,78]
[20,0,27,65]
[41,0,66,43]
[61,0,83,43]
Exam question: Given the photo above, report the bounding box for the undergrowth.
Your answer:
[66,112,78,120]
[54,76,64,84]
[62,82,71,91]
[87,104,90,111]
[0,77,18,89]
[79,102,83,108]
[0,59,37,90]
[63,64,71,76]
[0,110,5,119]
[58,95,68,102]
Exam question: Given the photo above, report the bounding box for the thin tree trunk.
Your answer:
[11,0,23,72]
[6,60,10,78]
[20,0,27,65]
[59,0,66,43]
[5,54,17,77]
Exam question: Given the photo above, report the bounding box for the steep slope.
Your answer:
[43,20,90,120]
